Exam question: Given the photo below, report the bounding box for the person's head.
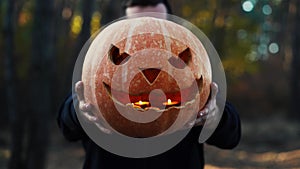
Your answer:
[122,0,172,18]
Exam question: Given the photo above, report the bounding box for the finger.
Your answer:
[75,81,85,102]
[197,108,208,118]
[79,101,98,122]
[180,120,195,131]
[95,123,112,134]
[82,111,98,122]
[211,82,219,99]
[79,103,93,112]
[194,116,206,126]
[187,120,195,128]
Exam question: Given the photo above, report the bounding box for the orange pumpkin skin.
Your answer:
[82,17,212,137]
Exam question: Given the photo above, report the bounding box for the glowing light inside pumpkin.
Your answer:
[138,101,150,106]
[132,99,180,109]
[163,99,179,106]
[133,101,150,109]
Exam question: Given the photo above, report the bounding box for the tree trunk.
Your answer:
[209,0,230,58]
[3,0,16,131]
[3,0,25,168]
[100,0,122,26]
[26,0,55,168]
[68,0,95,87]
[291,0,300,118]
[77,0,96,51]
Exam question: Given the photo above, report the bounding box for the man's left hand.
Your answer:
[185,82,219,129]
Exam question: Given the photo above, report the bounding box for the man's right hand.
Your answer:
[75,81,111,134]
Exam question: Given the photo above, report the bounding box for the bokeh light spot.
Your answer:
[90,12,102,36]
[62,7,72,20]
[237,29,247,39]
[258,44,268,56]
[269,42,279,54]
[70,15,83,38]
[242,1,254,12]
[262,4,272,15]
[18,11,32,26]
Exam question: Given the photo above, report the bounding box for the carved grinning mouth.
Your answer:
[104,45,204,111]
[103,76,203,111]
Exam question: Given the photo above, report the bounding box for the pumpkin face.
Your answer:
[82,17,212,137]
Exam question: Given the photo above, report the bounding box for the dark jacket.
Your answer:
[57,92,241,169]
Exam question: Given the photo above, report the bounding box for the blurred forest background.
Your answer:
[0,0,300,169]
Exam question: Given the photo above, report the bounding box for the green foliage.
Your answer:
[172,0,284,84]
[177,0,263,80]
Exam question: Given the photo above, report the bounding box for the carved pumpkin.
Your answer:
[82,17,212,137]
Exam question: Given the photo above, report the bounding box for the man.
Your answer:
[123,0,171,17]
[57,0,241,168]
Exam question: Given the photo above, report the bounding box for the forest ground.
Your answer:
[0,115,299,169]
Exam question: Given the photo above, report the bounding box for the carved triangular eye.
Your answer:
[168,47,192,69]
[109,44,131,65]
[178,47,192,64]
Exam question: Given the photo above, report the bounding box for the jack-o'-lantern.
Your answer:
[82,17,212,137]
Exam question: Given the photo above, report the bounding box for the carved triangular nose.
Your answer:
[141,68,161,84]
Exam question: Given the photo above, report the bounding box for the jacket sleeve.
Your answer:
[206,101,241,149]
[57,92,87,141]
